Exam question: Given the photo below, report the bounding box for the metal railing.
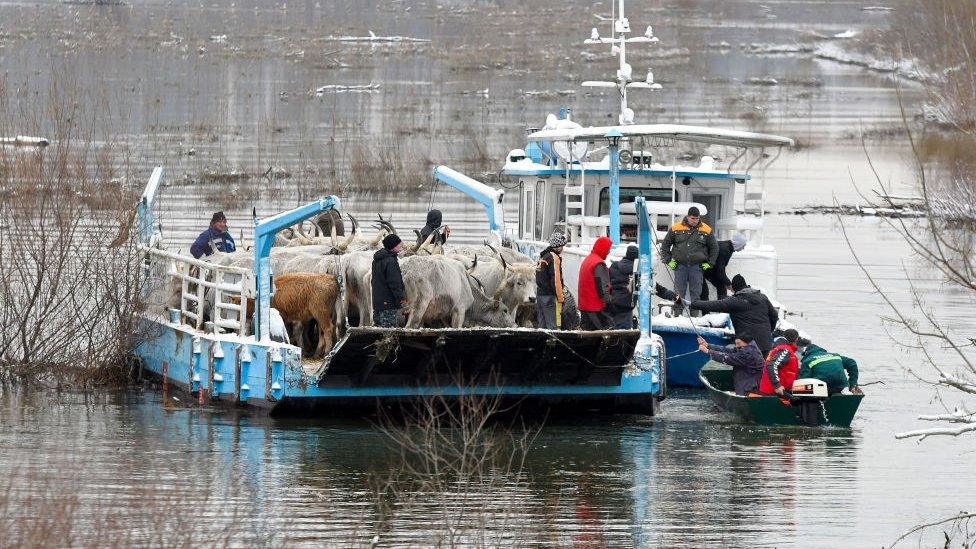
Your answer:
[141,246,253,337]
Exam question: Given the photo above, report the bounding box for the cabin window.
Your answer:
[691,193,723,228]
[598,187,676,216]
[520,187,535,239]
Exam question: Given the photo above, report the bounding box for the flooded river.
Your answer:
[1,0,972,547]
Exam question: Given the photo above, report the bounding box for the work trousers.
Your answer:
[536,295,559,329]
[374,308,400,328]
[611,310,634,329]
[580,310,611,331]
[673,263,703,315]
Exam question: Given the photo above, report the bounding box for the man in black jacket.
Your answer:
[416,209,450,248]
[657,274,778,355]
[536,232,566,329]
[607,245,639,329]
[700,233,747,300]
[372,234,407,328]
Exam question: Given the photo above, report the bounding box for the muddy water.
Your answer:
[1,0,973,547]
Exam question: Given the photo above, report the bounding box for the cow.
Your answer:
[396,255,515,329]
[446,246,536,325]
[239,272,340,358]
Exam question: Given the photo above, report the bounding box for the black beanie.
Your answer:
[211,211,227,224]
[687,206,700,216]
[731,274,747,292]
[382,234,402,250]
[625,245,639,260]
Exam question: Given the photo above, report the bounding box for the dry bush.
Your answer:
[369,376,542,547]
[884,0,976,131]
[0,77,146,386]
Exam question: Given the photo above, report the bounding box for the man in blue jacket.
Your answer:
[698,334,764,395]
[190,211,236,259]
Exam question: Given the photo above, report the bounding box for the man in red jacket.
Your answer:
[760,328,800,396]
[578,236,613,331]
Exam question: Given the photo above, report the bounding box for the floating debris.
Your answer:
[861,6,895,12]
[209,35,228,44]
[786,204,925,218]
[746,77,779,86]
[324,31,430,44]
[314,82,381,95]
[0,136,49,147]
[706,41,732,51]
[833,29,859,39]
[740,42,815,55]
[522,89,577,99]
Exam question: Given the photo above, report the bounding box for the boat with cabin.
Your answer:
[132,167,666,415]
[435,0,795,387]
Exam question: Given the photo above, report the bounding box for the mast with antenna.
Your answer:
[582,0,662,125]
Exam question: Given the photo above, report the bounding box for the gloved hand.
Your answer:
[701,262,712,271]
[667,259,677,269]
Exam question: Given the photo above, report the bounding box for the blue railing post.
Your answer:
[605,129,623,243]
[252,196,340,341]
[136,167,164,245]
[635,197,654,335]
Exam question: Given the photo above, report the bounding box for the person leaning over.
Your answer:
[607,244,639,329]
[698,334,764,396]
[798,344,861,395]
[371,234,407,328]
[701,232,747,300]
[760,328,800,396]
[659,206,718,315]
[536,232,567,329]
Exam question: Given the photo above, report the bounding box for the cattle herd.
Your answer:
[181,212,567,359]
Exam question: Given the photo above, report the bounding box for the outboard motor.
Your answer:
[790,378,829,426]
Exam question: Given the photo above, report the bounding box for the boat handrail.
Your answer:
[140,245,251,337]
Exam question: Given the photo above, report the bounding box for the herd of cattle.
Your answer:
[176,212,578,358]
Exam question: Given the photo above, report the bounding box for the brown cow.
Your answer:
[242,272,340,358]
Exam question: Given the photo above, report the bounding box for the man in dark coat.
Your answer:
[700,233,747,300]
[657,274,778,356]
[607,245,639,329]
[416,209,451,248]
[659,206,718,315]
[698,334,764,395]
[190,211,236,259]
[371,234,406,328]
[536,232,567,329]
[577,236,613,330]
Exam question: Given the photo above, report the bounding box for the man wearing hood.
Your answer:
[660,206,718,315]
[607,245,639,329]
[700,233,747,300]
[577,236,613,330]
[371,234,407,328]
[416,209,450,248]
[658,274,778,356]
[698,334,764,396]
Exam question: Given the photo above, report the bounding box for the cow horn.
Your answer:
[492,271,511,301]
[467,254,478,274]
[417,229,436,254]
[330,223,338,248]
[295,222,309,239]
[338,213,358,251]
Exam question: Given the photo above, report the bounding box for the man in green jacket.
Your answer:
[659,206,718,316]
[798,345,861,395]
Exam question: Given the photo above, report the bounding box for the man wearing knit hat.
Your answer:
[659,206,718,315]
[700,232,748,300]
[371,234,406,327]
[535,232,567,329]
[190,211,236,259]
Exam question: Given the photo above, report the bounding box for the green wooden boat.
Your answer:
[698,362,864,427]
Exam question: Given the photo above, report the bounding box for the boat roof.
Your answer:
[527,123,794,148]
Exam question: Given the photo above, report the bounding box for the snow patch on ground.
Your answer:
[813,42,923,79]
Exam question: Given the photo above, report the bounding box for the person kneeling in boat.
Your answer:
[697,334,764,395]
[760,329,800,396]
[798,344,862,395]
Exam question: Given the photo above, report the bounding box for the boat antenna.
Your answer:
[582,0,662,125]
